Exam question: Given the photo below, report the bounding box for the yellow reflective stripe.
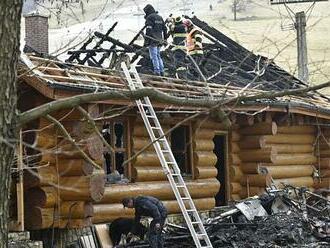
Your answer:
[172,45,186,51]
[173,33,187,38]
[195,41,203,47]
[188,50,203,55]
[195,34,203,39]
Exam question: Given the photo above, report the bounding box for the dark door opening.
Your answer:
[213,135,227,206]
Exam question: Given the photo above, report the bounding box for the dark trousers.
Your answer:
[188,53,203,81]
[173,49,187,79]
[148,218,165,248]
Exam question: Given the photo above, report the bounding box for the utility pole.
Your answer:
[295,11,308,83]
[270,0,329,84]
[233,0,238,21]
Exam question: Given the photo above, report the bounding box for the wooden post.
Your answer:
[17,129,24,231]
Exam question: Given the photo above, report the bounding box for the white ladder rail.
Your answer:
[121,63,213,248]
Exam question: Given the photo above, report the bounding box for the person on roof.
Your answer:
[143,4,167,76]
[122,196,167,248]
[168,16,187,79]
[183,19,204,80]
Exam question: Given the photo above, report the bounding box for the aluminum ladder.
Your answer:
[121,63,213,248]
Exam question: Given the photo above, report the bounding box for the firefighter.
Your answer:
[168,16,187,79]
[183,19,204,80]
[122,196,167,248]
[143,4,167,76]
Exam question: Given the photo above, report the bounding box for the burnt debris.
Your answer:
[118,185,329,248]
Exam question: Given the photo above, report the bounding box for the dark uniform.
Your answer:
[143,4,167,76]
[169,17,187,79]
[133,196,167,248]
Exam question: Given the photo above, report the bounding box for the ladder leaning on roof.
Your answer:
[121,62,213,248]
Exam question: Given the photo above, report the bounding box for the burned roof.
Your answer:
[65,16,310,92]
[19,53,330,119]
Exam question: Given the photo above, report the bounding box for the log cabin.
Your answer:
[12,52,330,233]
[11,13,330,238]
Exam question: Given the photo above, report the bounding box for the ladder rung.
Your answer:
[176,185,186,188]
[191,221,202,225]
[151,127,161,130]
[146,115,156,118]
[161,150,171,153]
[181,197,191,201]
[186,209,196,212]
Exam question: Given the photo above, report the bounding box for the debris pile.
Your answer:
[123,186,330,247]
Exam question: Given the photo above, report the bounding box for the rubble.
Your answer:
[121,186,330,247]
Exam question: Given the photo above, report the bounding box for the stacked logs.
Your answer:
[193,122,218,180]
[93,118,220,223]
[314,128,330,189]
[131,121,169,182]
[23,107,105,230]
[239,120,315,198]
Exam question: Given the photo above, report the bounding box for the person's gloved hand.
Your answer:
[155,223,161,231]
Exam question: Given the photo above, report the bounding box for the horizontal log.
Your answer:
[239,136,266,149]
[271,154,316,165]
[134,152,161,167]
[261,165,314,179]
[319,150,330,158]
[59,171,105,202]
[194,167,217,179]
[314,178,330,189]
[229,154,241,165]
[93,198,215,223]
[277,125,315,134]
[320,169,330,178]
[319,158,330,169]
[273,177,314,188]
[32,132,57,149]
[230,194,241,201]
[230,182,242,194]
[57,158,94,176]
[240,174,272,187]
[229,142,240,153]
[194,119,228,130]
[132,137,153,151]
[100,178,220,204]
[194,129,215,139]
[263,144,313,154]
[239,147,277,162]
[25,207,55,230]
[240,163,260,174]
[230,131,240,142]
[193,139,214,151]
[24,167,57,189]
[239,187,266,199]
[25,186,57,208]
[59,217,92,229]
[133,125,148,137]
[57,133,104,161]
[61,120,96,137]
[59,201,93,219]
[240,122,277,136]
[229,166,243,182]
[264,134,315,144]
[132,167,166,182]
[194,151,217,167]
[320,129,330,137]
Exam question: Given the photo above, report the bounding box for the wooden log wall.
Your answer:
[314,128,330,189]
[238,116,316,198]
[22,106,105,230]
[228,126,243,201]
[92,117,224,223]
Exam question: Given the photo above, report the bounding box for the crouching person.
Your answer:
[109,218,147,246]
[122,196,168,248]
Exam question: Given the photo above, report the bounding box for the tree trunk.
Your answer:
[0,1,22,246]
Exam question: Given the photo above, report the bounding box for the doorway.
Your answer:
[213,134,228,206]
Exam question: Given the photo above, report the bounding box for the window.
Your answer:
[171,126,192,175]
[102,120,128,183]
